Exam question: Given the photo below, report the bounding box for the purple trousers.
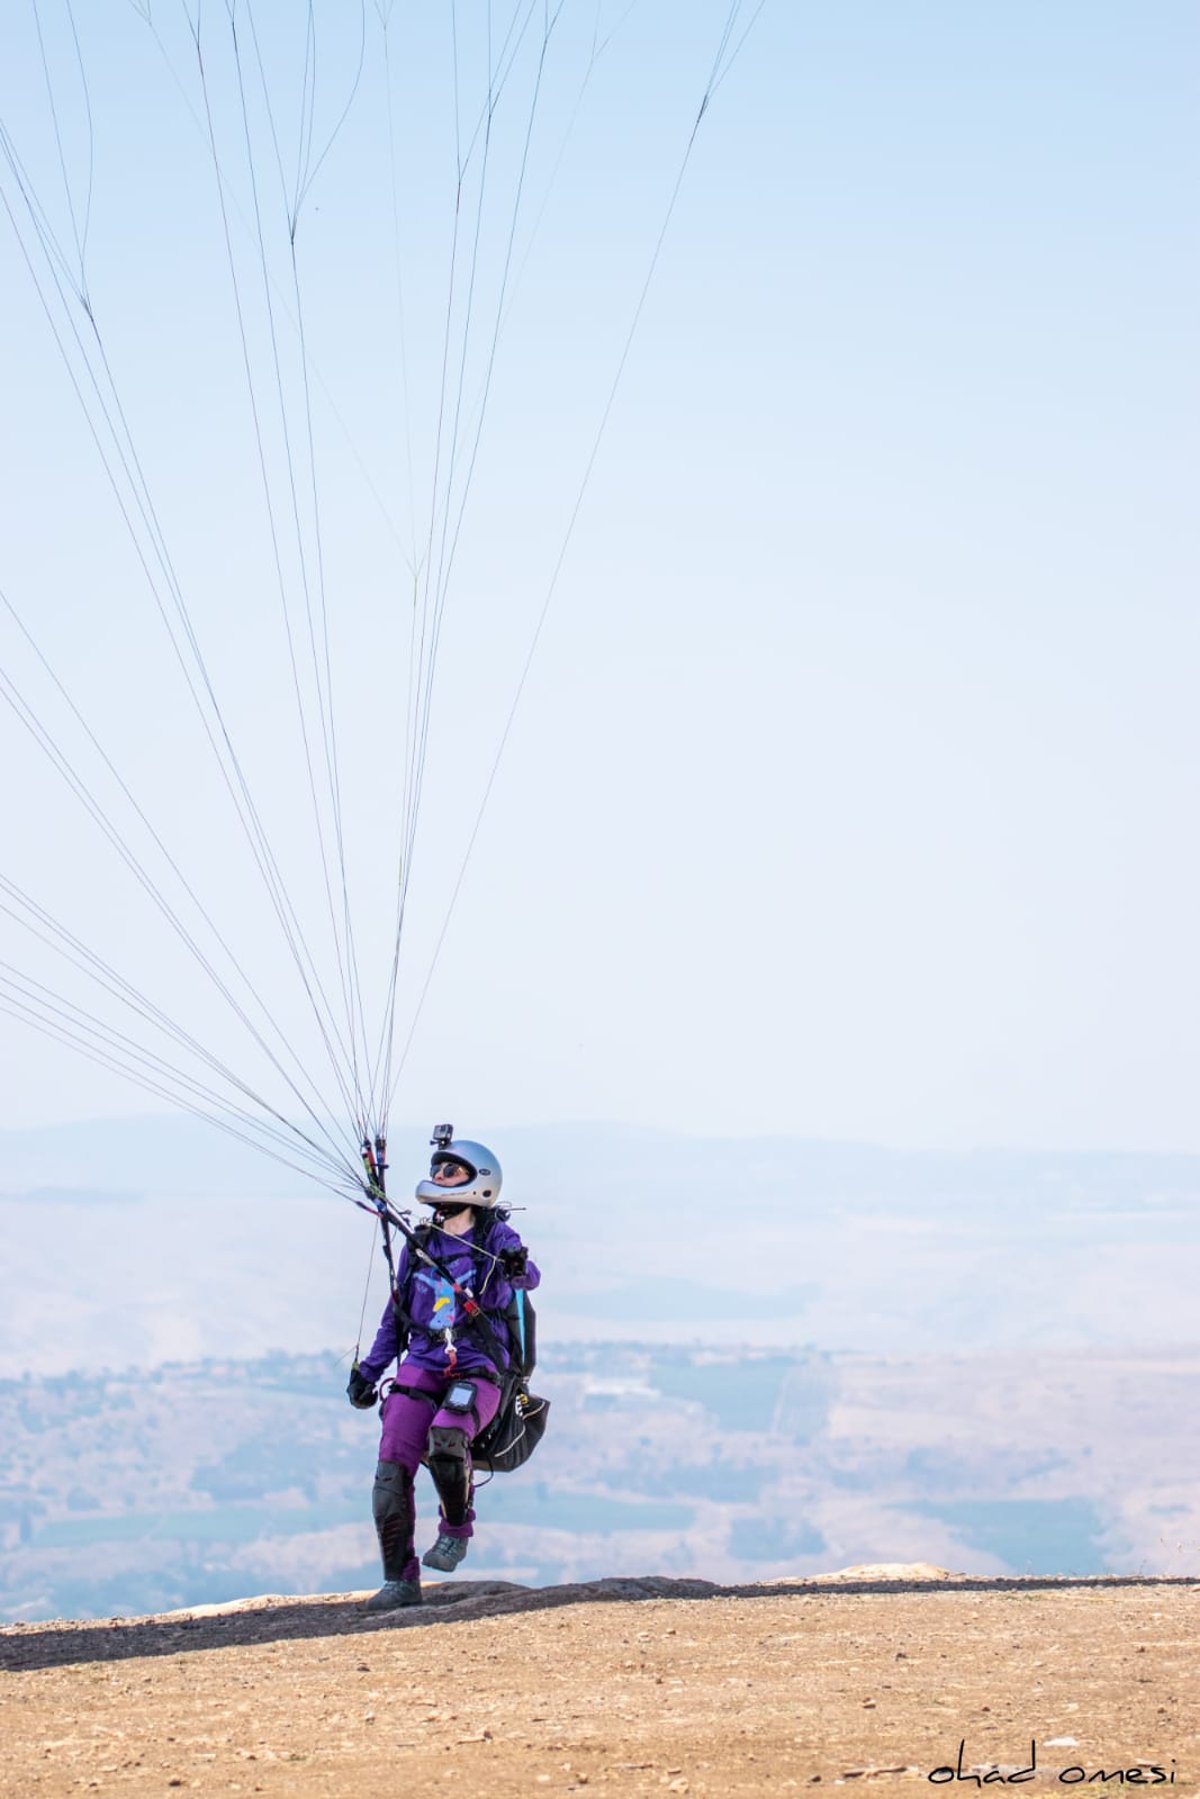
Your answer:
[378,1362,503,1567]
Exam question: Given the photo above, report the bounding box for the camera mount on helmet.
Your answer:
[415,1123,504,1210]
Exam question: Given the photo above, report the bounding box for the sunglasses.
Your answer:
[431,1160,470,1182]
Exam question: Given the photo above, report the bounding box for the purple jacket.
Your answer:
[359,1214,540,1381]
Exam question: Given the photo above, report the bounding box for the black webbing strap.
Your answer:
[385,1381,440,1409]
[384,1370,503,1438]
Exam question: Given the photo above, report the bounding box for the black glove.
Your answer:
[347,1365,378,1410]
[498,1245,528,1279]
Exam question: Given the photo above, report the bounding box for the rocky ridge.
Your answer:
[3,1568,1199,1798]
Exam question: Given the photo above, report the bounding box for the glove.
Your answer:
[498,1245,528,1279]
[347,1365,378,1410]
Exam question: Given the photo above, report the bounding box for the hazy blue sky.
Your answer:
[0,2,1196,1159]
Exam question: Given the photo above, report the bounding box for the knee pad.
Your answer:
[426,1426,471,1526]
[372,1459,413,1517]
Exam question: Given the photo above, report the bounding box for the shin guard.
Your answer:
[371,1459,416,1581]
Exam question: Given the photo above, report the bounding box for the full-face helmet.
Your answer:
[414,1124,503,1209]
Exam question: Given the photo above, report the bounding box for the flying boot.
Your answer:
[422,1532,469,1573]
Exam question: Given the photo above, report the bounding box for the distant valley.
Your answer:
[4,1337,1200,1622]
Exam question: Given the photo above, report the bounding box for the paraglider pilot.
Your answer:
[347,1131,540,1611]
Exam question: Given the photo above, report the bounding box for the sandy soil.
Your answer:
[3,1568,1198,1798]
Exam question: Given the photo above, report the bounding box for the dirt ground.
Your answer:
[2,1568,1198,1798]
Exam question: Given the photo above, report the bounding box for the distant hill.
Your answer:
[4,1117,1200,1373]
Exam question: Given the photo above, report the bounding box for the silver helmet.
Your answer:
[415,1124,503,1209]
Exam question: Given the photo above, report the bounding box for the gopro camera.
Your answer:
[431,1122,454,1150]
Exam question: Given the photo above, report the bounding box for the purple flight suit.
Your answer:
[359,1213,540,1576]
